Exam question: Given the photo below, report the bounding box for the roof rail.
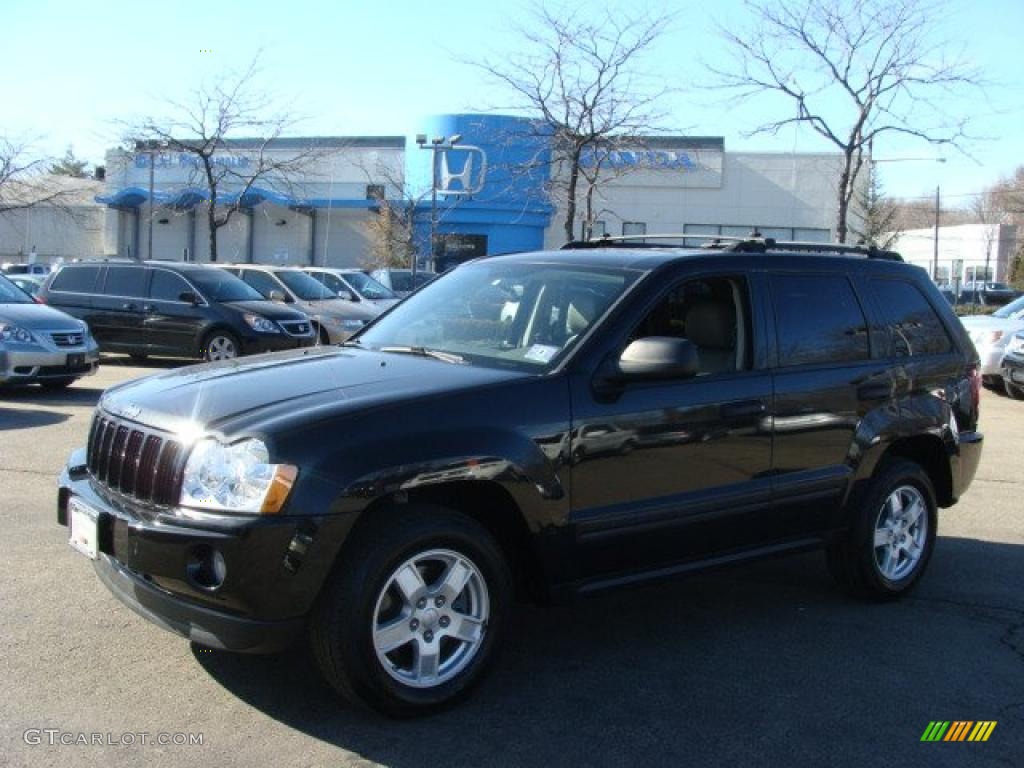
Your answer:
[561,232,903,261]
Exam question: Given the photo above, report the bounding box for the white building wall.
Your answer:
[313,209,376,268]
[0,205,106,262]
[889,223,1018,284]
[543,151,845,248]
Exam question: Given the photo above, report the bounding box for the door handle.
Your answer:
[720,400,767,419]
[857,382,892,401]
[121,302,137,310]
[142,304,155,312]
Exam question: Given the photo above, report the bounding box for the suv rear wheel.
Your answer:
[310,505,512,717]
[826,459,937,600]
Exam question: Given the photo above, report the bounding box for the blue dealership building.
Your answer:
[96,113,847,268]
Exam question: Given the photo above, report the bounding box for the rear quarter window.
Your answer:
[868,278,953,357]
[49,266,101,293]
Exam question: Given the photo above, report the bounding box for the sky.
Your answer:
[3,0,1022,206]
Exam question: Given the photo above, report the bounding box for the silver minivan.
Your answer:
[303,267,400,315]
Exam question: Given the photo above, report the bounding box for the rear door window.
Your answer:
[868,279,953,357]
[770,273,870,366]
[50,266,101,293]
[102,266,149,298]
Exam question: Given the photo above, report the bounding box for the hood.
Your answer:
[299,299,378,321]
[959,314,1024,333]
[222,300,309,321]
[0,302,83,331]
[99,346,525,436]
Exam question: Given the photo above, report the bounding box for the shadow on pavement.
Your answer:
[193,538,1024,767]
[0,384,105,408]
[0,406,71,430]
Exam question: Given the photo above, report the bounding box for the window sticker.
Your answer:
[524,344,560,363]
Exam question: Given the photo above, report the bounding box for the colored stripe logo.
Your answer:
[921,721,997,742]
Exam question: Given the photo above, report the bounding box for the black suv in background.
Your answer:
[58,238,983,717]
[40,262,315,361]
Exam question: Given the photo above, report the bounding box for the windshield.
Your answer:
[993,294,1024,318]
[355,261,640,371]
[0,274,33,304]
[277,270,338,301]
[343,272,396,300]
[187,270,264,302]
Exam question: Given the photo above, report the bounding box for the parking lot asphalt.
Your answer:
[2,357,1022,768]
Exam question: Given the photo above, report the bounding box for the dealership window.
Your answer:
[683,224,832,245]
[622,222,647,236]
[587,220,607,238]
[966,266,994,282]
[365,184,385,201]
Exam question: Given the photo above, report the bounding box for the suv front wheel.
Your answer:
[827,459,937,600]
[310,505,512,717]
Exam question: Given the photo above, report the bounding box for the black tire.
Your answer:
[826,459,937,601]
[201,330,240,362]
[1003,379,1024,400]
[40,378,75,390]
[310,504,512,717]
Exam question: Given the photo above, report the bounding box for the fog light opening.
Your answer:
[186,546,227,591]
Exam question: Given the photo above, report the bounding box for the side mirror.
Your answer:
[268,290,286,302]
[338,290,355,301]
[178,291,200,305]
[618,337,699,380]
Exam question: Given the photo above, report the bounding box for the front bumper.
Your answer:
[0,339,99,385]
[239,331,315,356]
[56,449,341,653]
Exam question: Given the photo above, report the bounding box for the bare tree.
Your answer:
[126,56,320,262]
[707,0,983,242]
[471,2,674,243]
[0,137,80,213]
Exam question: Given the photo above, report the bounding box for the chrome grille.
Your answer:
[86,412,185,505]
[279,320,312,336]
[51,331,85,347]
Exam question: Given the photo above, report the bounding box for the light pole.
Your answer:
[134,139,167,262]
[415,133,462,277]
[870,155,946,281]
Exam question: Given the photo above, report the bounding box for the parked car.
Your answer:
[303,267,400,314]
[1,273,99,389]
[221,265,378,343]
[999,331,1024,399]
[39,261,316,361]
[58,238,982,717]
[958,281,1019,306]
[2,262,51,277]
[367,268,436,297]
[8,274,45,299]
[958,294,1024,385]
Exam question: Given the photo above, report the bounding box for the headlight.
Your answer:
[180,438,298,514]
[243,313,280,334]
[0,324,35,344]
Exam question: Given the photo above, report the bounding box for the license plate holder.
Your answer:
[68,496,100,560]
[67,352,85,368]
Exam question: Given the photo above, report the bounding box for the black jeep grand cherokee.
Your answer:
[58,239,983,717]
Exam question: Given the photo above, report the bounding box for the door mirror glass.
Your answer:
[618,337,699,380]
[178,290,200,305]
[269,290,287,302]
[338,289,355,301]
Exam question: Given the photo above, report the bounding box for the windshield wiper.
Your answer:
[379,346,466,364]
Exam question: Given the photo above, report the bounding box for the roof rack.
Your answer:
[561,233,903,261]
